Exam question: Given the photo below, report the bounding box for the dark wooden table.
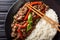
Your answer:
[0,0,16,40]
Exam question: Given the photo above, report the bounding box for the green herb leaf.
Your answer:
[28,13,32,24]
[27,13,32,32]
[27,24,32,32]
[28,13,32,21]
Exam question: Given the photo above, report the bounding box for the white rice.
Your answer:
[25,9,58,40]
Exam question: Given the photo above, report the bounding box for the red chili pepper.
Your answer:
[24,10,30,20]
[15,22,28,29]
[17,29,23,39]
[16,25,23,39]
[15,24,22,27]
[21,22,28,28]
[30,1,43,5]
[17,29,20,33]
[15,23,23,28]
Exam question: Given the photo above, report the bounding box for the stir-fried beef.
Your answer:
[11,1,49,40]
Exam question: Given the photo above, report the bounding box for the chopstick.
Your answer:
[29,4,59,25]
[25,3,60,32]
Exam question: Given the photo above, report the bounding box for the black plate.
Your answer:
[5,0,60,40]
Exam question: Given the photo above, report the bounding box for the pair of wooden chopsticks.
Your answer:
[25,3,60,32]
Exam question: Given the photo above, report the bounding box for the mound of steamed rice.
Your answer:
[25,9,58,40]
